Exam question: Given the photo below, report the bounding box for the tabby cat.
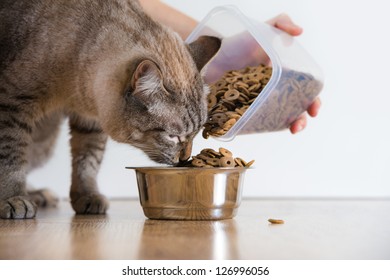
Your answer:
[0,0,221,219]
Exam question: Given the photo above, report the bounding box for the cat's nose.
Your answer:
[179,141,193,161]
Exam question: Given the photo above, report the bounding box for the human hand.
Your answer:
[267,13,321,134]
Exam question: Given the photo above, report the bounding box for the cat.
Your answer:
[0,0,221,219]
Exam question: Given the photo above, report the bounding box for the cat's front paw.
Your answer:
[0,196,37,219]
[71,193,109,214]
[28,188,59,208]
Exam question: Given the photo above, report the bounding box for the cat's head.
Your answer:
[99,36,221,165]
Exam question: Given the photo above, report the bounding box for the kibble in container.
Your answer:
[186,6,324,141]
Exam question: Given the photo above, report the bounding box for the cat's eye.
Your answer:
[154,128,185,144]
[168,135,181,142]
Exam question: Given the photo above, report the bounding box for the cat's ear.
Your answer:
[131,59,162,91]
[187,36,221,71]
[129,60,163,108]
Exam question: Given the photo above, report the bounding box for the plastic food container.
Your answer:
[186,6,324,141]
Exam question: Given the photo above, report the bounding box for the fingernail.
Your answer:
[295,124,303,133]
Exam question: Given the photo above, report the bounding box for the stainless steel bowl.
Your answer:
[126,167,247,220]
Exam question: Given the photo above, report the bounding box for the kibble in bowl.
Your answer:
[178,147,254,168]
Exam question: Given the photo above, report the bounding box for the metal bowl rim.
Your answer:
[125,166,252,171]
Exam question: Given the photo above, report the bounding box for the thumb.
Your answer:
[268,13,303,36]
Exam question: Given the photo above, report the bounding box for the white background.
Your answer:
[28,0,390,199]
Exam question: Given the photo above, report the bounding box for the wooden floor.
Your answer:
[0,198,389,260]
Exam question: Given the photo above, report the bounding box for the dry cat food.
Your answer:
[203,64,272,138]
[268,218,285,224]
[203,65,322,138]
[178,147,254,168]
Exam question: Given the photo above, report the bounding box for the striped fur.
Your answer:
[0,0,220,218]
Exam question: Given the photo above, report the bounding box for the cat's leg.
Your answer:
[0,111,36,219]
[27,187,59,208]
[27,113,63,172]
[69,115,109,214]
[26,113,63,208]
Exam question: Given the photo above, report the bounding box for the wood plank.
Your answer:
[0,199,389,259]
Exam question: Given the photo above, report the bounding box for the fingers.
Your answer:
[267,13,303,36]
[289,98,322,134]
[289,114,307,134]
[307,97,321,117]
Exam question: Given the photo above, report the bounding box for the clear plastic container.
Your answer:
[186,6,324,141]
